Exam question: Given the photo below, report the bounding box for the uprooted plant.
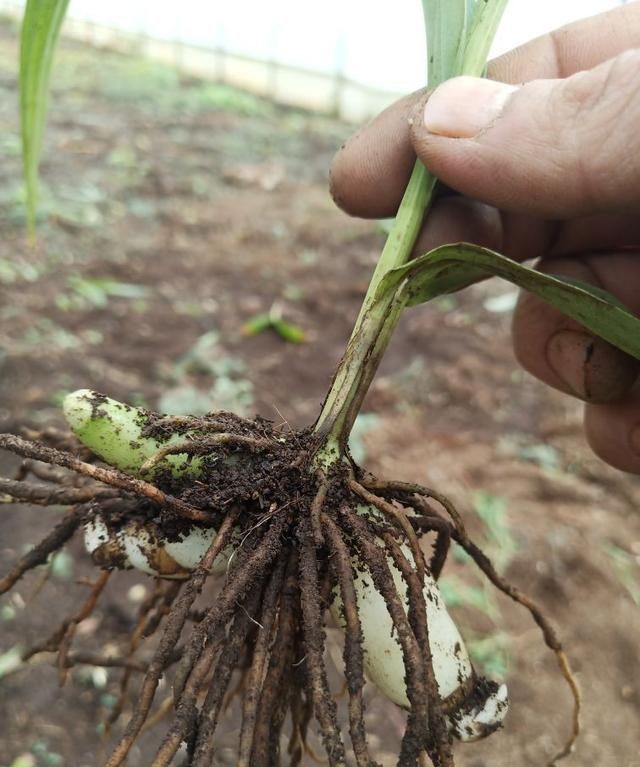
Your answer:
[3,1,640,765]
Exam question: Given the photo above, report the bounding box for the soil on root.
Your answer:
[0,414,578,767]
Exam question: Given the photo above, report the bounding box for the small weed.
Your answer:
[466,633,510,679]
[604,543,640,607]
[439,574,500,621]
[56,276,150,311]
[242,302,306,343]
[30,740,63,767]
[473,491,518,574]
[0,256,42,285]
[0,645,23,680]
[18,319,80,352]
[7,756,37,767]
[158,331,254,415]
[53,49,272,117]
[439,491,518,677]
[49,550,74,581]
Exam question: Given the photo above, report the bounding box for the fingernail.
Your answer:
[423,76,518,138]
[546,330,637,402]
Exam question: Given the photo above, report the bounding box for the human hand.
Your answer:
[330,4,640,474]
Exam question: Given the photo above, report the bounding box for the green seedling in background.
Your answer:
[605,543,640,608]
[242,301,306,344]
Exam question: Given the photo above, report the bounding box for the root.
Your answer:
[252,558,299,767]
[0,420,585,767]
[298,519,346,767]
[0,477,117,505]
[0,505,86,594]
[342,505,430,767]
[310,475,329,546]
[383,534,453,767]
[151,510,292,766]
[64,652,149,673]
[151,628,226,767]
[14,459,70,484]
[349,478,425,583]
[104,508,240,767]
[369,478,581,765]
[193,563,283,766]
[20,569,110,662]
[173,507,291,702]
[140,432,273,475]
[322,514,377,767]
[56,570,112,684]
[0,434,210,521]
[237,557,287,767]
[107,580,182,733]
[449,526,581,765]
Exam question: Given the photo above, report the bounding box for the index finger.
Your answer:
[491,2,640,82]
[330,3,640,219]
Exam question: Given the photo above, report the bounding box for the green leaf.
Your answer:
[272,319,306,344]
[461,0,510,77]
[422,0,467,87]
[68,276,150,308]
[20,0,70,233]
[0,644,24,680]
[242,311,306,343]
[422,0,509,86]
[241,313,272,337]
[377,243,640,361]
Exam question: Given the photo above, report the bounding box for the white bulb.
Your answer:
[330,514,508,742]
[84,515,131,569]
[164,526,230,574]
[121,524,159,576]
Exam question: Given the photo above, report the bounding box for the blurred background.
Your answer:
[0,0,632,120]
[0,2,639,766]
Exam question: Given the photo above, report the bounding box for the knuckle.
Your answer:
[551,50,640,209]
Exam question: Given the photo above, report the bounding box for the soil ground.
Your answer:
[1,17,639,767]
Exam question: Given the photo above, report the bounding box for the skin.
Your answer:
[330,4,640,474]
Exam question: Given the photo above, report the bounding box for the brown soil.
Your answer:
[1,17,640,767]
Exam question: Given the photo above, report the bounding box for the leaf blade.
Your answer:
[461,0,510,76]
[379,243,640,360]
[422,0,467,87]
[20,0,70,233]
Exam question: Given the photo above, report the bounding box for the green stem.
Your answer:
[313,163,436,463]
[312,0,509,467]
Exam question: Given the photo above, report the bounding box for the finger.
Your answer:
[512,254,640,404]
[410,196,640,267]
[329,90,423,218]
[410,196,555,265]
[584,389,640,475]
[413,49,640,217]
[550,212,640,257]
[331,4,640,218]
[490,3,640,81]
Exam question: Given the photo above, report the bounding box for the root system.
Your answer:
[0,412,581,767]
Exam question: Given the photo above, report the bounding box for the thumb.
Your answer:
[411,51,640,217]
